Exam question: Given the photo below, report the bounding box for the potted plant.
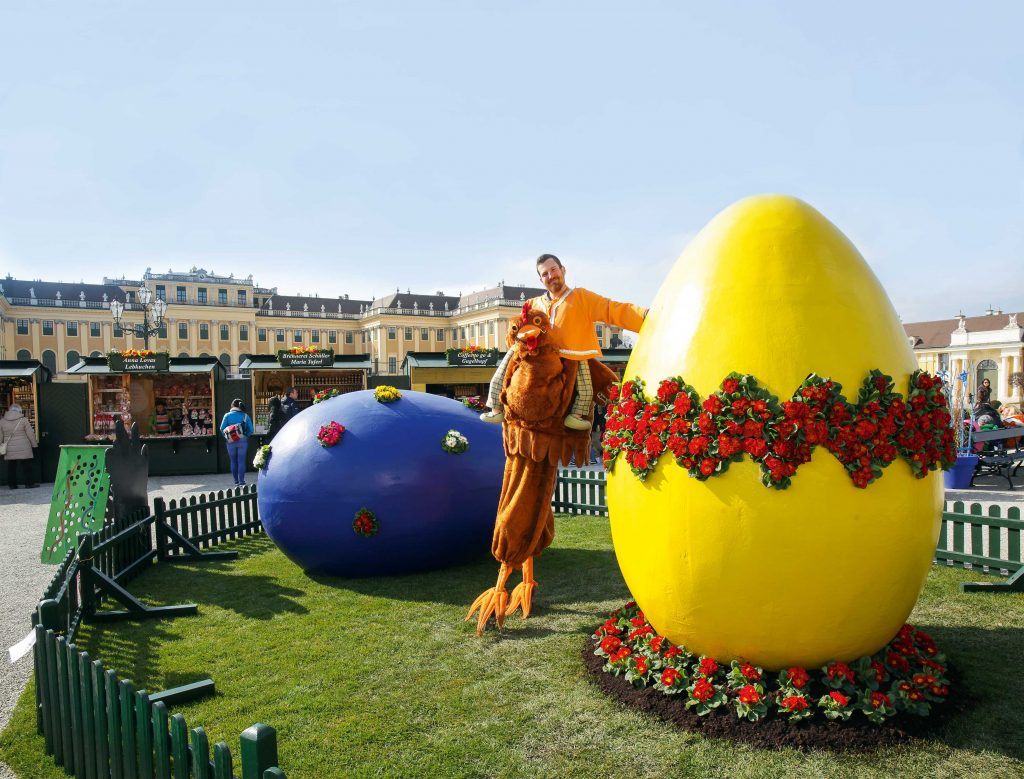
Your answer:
[942,369,978,489]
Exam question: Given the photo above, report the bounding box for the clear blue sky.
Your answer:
[1,2,1021,323]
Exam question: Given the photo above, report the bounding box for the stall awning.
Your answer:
[238,354,373,371]
[67,356,223,374]
[599,348,634,364]
[0,360,50,380]
[401,349,632,370]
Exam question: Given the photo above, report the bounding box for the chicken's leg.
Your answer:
[505,557,537,620]
[466,563,514,636]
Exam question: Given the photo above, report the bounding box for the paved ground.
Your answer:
[0,473,238,779]
[0,468,1020,778]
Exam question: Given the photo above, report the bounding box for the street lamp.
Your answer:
[110,285,168,349]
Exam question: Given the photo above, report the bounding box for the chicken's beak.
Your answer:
[516,324,542,341]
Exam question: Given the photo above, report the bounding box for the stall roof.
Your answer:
[600,348,634,364]
[67,356,223,374]
[0,360,51,380]
[238,353,373,371]
[401,349,633,369]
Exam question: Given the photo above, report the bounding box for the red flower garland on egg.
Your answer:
[603,369,955,488]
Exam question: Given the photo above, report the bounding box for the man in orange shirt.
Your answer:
[482,253,648,429]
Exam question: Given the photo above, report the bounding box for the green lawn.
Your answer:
[2,516,1023,779]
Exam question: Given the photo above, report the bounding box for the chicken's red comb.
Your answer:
[520,301,532,321]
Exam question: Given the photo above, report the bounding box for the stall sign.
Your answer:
[278,348,334,368]
[446,347,500,367]
[108,352,170,372]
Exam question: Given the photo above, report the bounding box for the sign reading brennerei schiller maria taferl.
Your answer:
[108,353,170,372]
[279,349,334,368]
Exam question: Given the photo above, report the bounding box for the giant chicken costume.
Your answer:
[467,303,615,635]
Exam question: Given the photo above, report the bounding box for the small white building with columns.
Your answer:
[905,310,1023,410]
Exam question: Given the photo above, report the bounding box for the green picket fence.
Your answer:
[552,469,1024,577]
[155,488,261,557]
[553,468,608,516]
[30,484,286,778]
[937,502,1023,574]
[33,620,284,779]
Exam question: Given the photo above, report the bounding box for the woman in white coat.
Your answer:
[0,403,39,488]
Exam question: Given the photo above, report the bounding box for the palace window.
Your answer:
[311,330,320,343]
[90,322,101,337]
[276,329,285,342]
[388,356,397,373]
[388,327,396,340]
[176,286,186,302]
[437,329,445,341]
[240,325,249,340]
[178,322,188,339]
[238,290,247,306]
[42,320,54,335]
[155,285,166,301]
[66,321,78,336]
[294,330,303,342]
[199,323,210,340]
[218,289,228,304]
[404,327,412,340]
[258,328,267,342]
[421,328,428,340]
[329,331,338,344]
[220,324,229,340]
[158,323,167,338]
[198,288,208,304]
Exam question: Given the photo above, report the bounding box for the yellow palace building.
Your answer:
[0,267,630,380]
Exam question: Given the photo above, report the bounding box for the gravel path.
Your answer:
[0,473,238,779]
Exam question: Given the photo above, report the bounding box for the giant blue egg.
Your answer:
[257,390,505,576]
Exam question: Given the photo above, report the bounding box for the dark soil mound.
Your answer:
[582,636,968,752]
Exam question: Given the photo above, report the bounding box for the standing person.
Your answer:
[978,378,992,404]
[266,396,287,441]
[590,404,607,465]
[220,399,254,487]
[1,403,39,489]
[482,253,647,429]
[282,387,301,421]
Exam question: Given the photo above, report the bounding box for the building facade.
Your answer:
[0,268,632,379]
[905,310,1023,409]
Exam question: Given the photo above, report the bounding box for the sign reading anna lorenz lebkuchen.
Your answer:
[107,352,170,372]
[279,348,334,368]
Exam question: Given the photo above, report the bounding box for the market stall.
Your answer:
[239,349,372,433]
[403,347,634,405]
[67,354,226,475]
[0,360,51,483]
[402,349,504,401]
[0,359,48,434]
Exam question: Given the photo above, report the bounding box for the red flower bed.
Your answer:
[593,601,951,727]
[603,370,955,488]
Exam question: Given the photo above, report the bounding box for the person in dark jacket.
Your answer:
[281,387,301,421]
[267,396,287,441]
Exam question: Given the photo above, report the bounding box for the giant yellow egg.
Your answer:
[607,194,942,670]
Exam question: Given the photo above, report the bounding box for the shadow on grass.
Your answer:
[155,564,310,620]
[919,623,1024,761]
[307,546,629,608]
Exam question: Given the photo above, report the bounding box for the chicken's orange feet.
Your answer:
[505,557,537,620]
[466,563,514,636]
